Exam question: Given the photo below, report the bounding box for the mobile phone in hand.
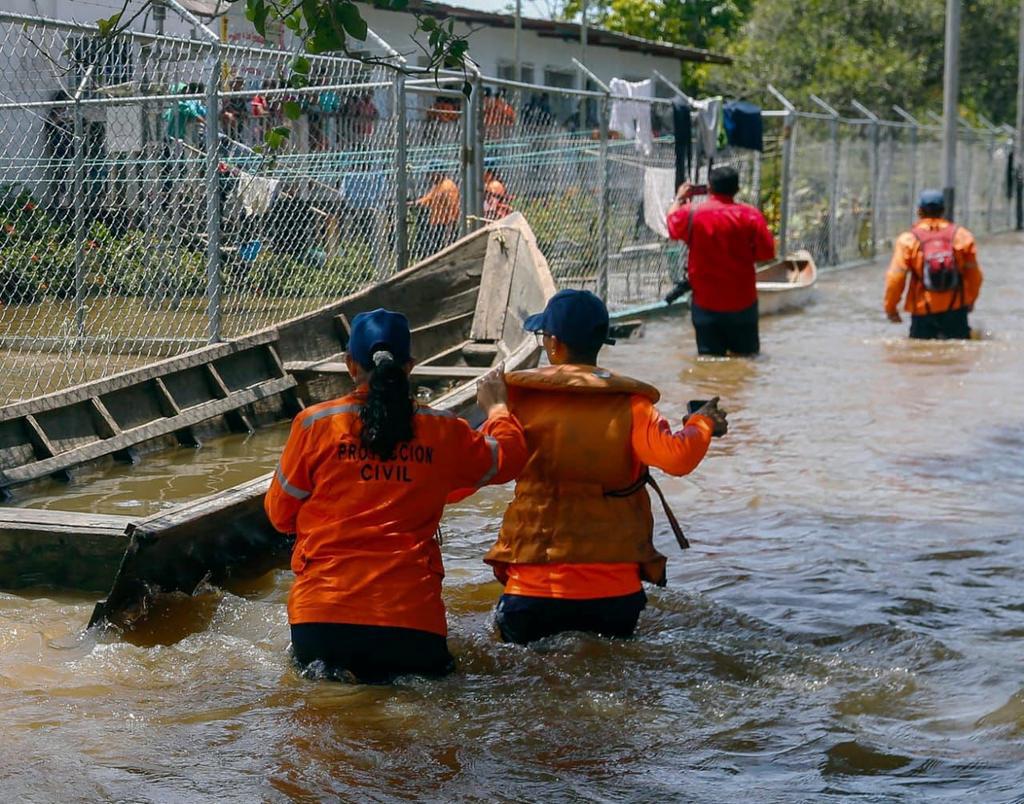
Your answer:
[687,399,710,415]
[689,185,708,196]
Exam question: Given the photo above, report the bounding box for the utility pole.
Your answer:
[1016,0,1024,228]
[580,0,588,71]
[514,0,522,82]
[941,0,961,219]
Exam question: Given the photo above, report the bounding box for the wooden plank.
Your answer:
[0,507,133,535]
[285,362,485,380]
[23,415,57,459]
[153,378,182,416]
[0,507,132,592]
[90,398,123,438]
[205,364,232,399]
[0,331,280,424]
[470,228,519,341]
[0,375,296,488]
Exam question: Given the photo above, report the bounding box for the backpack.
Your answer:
[911,224,961,292]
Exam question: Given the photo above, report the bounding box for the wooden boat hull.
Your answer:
[756,250,818,316]
[0,214,556,626]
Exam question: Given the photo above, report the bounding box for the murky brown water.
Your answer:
[3,234,1024,801]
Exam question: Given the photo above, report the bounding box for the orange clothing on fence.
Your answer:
[426,98,460,124]
[884,218,983,317]
[265,390,527,636]
[416,177,461,226]
[486,365,714,600]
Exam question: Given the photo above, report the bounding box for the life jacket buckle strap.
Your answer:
[605,470,690,551]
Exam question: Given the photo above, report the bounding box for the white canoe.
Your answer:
[756,250,818,316]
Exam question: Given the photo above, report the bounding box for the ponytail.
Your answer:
[359,349,415,461]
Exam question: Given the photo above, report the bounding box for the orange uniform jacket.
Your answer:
[416,178,461,226]
[487,365,714,600]
[884,218,983,317]
[265,391,527,636]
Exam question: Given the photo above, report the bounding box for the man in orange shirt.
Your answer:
[265,308,526,681]
[485,290,728,644]
[414,164,461,255]
[483,160,511,220]
[884,189,983,340]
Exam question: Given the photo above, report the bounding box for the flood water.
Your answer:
[2,234,1024,801]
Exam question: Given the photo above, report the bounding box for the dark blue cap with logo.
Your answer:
[919,189,945,211]
[348,308,412,368]
[523,289,614,350]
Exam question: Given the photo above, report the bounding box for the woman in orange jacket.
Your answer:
[265,308,527,682]
[485,290,728,644]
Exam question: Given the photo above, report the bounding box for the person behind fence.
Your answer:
[884,189,983,340]
[481,290,728,645]
[264,309,527,683]
[483,160,511,220]
[666,165,775,357]
[413,164,461,252]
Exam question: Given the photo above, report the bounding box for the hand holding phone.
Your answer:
[685,396,728,437]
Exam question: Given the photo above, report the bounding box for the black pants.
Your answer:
[495,590,647,645]
[909,307,971,340]
[691,301,760,356]
[290,622,454,683]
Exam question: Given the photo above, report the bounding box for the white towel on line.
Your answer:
[609,77,654,156]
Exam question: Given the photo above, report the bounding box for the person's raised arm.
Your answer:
[630,396,726,477]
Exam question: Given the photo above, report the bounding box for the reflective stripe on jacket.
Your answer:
[486,364,714,588]
[884,218,983,316]
[265,391,527,635]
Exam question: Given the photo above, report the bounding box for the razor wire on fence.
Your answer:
[0,9,1017,403]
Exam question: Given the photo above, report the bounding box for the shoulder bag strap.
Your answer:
[606,469,690,551]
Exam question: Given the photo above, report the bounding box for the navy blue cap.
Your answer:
[348,308,411,368]
[919,189,945,210]
[523,289,614,350]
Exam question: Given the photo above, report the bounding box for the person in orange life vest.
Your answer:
[667,165,776,356]
[885,189,983,340]
[483,160,511,220]
[265,309,527,682]
[484,290,729,645]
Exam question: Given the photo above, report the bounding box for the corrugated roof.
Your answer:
[403,1,731,65]
[181,0,730,65]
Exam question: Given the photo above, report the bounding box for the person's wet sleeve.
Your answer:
[884,234,914,315]
[630,396,713,476]
[956,228,984,308]
[666,203,694,242]
[445,406,527,504]
[265,414,315,533]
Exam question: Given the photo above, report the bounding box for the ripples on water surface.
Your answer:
[2,234,1023,801]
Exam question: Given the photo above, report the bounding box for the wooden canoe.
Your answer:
[756,250,818,316]
[0,214,556,624]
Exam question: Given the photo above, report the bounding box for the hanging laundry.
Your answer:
[691,96,724,162]
[234,170,281,216]
[723,100,764,152]
[609,78,654,156]
[672,97,692,190]
[643,166,677,239]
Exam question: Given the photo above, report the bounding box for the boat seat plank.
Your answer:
[0,507,133,536]
[284,361,485,380]
[0,376,297,488]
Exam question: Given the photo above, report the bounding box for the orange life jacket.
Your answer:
[485,364,669,586]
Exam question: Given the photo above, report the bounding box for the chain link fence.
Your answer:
[0,9,1017,403]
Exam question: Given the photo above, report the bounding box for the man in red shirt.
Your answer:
[666,166,776,356]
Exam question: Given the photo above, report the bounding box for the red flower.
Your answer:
[22,202,36,212]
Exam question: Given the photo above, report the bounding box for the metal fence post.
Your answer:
[72,65,95,346]
[767,85,796,255]
[852,100,880,259]
[962,127,973,229]
[986,129,996,234]
[473,73,485,226]
[395,74,409,272]
[811,95,840,265]
[204,45,222,343]
[597,92,610,302]
[460,83,472,237]
[893,106,921,225]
